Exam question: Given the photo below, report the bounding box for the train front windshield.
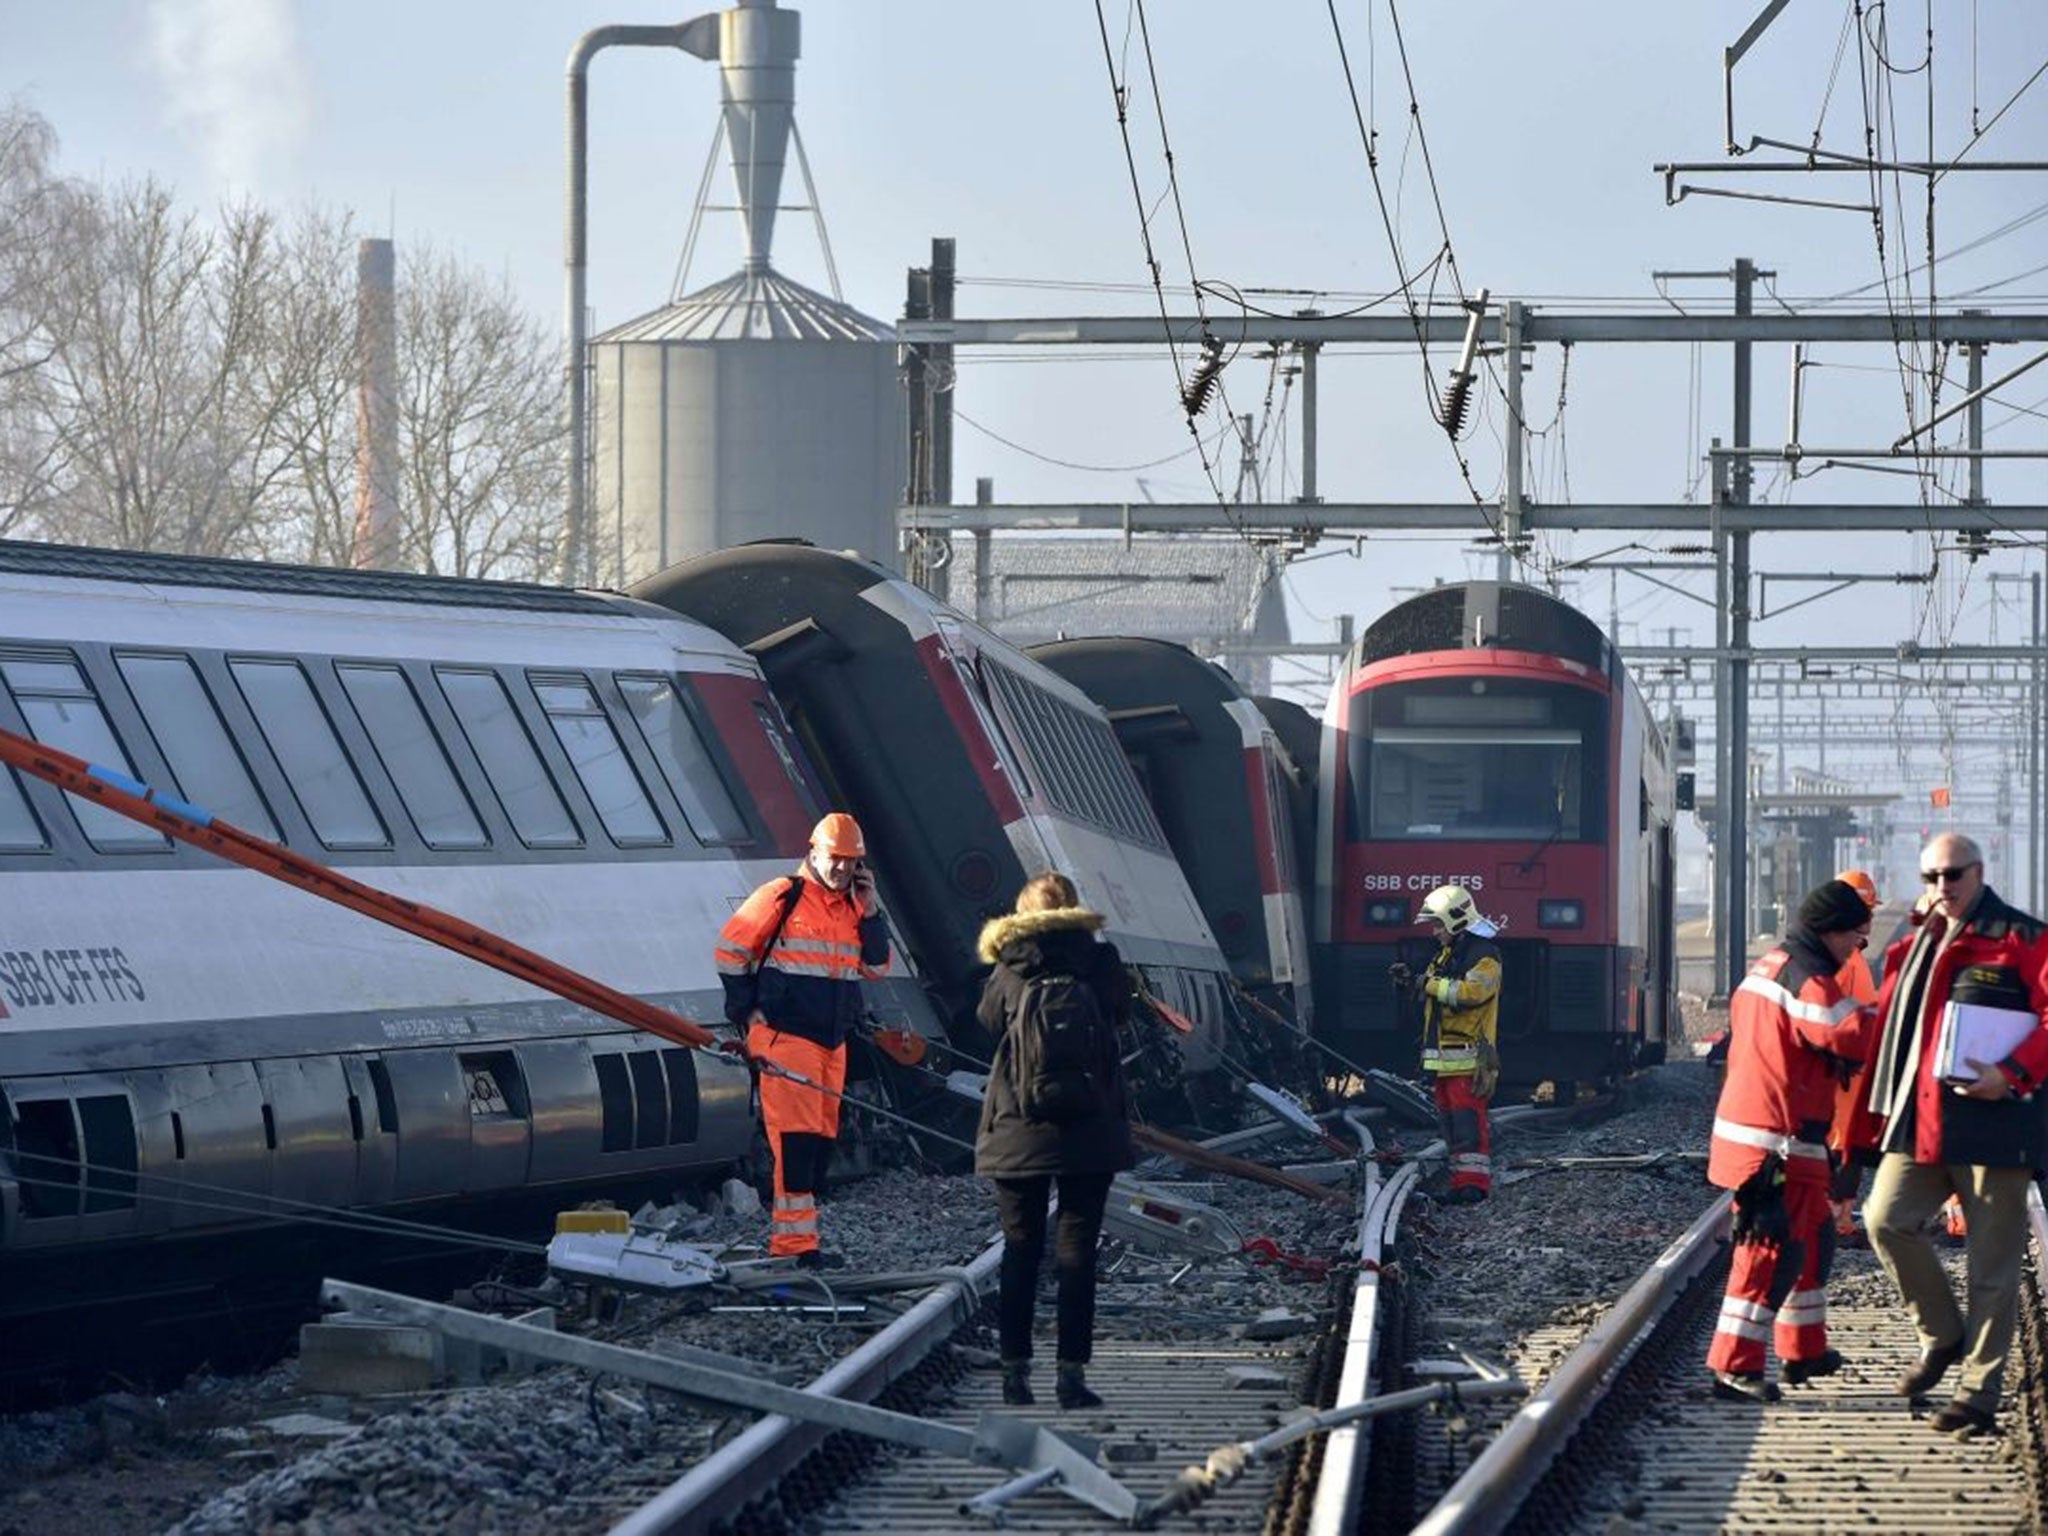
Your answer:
[1348,677,1607,842]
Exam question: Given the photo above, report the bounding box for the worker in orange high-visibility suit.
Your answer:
[1828,869,1882,1239]
[1707,880,1877,1403]
[715,813,889,1269]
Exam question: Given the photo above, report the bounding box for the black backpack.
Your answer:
[1011,971,1114,1124]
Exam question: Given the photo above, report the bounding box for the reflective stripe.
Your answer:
[1779,1300,1828,1327]
[774,937,863,961]
[773,1214,819,1235]
[1450,1154,1492,1170]
[1713,1116,1828,1163]
[1715,1317,1771,1344]
[1720,1296,1776,1325]
[758,953,864,980]
[1737,973,1861,1028]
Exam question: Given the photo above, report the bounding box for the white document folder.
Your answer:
[1934,1001,2042,1083]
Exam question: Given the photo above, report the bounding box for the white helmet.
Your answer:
[1417,884,1477,936]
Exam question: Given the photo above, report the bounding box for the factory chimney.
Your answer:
[352,238,400,570]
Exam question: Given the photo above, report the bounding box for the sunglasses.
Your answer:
[1920,863,1982,884]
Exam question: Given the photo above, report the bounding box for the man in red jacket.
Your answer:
[1705,880,1877,1402]
[1861,833,2048,1436]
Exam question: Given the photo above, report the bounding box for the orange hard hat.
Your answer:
[810,812,866,859]
[1836,868,1879,909]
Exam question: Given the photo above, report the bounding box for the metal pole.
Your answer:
[1712,439,1733,997]
[1966,325,1987,511]
[902,264,931,584]
[2036,572,2045,912]
[931,237,955,507]
[1300,336,1321,504]
[1731,260,1754,974]
[563,23,691,588]
[974,477,993,625]
[1500,300,1525,582]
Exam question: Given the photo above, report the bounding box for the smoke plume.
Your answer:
[146,0,310,191]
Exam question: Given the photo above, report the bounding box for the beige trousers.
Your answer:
[1863,1152,2035,1411]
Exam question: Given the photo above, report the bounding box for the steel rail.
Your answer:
[614,1107,1381,1533]
[1409,1192,1732,1536]
[609,1232,1004,1536]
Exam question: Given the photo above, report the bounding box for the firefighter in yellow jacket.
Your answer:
[1392,884,1501,1204]
[714,813,889,1268]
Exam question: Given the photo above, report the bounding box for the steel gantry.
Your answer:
[893,279,2048,997]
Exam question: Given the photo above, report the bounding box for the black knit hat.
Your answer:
[1798,879,1872,935]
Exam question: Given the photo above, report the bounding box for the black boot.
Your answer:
[1000,1359,1034,1406]
[1056,1361,1104,1410]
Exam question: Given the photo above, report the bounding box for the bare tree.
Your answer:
[394,246,566,581]
[2,110,573,581]
[0,102,81,536]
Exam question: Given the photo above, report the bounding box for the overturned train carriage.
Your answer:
[0,541,940,1386]
[1313,582,1677,1084]
[1026,637,1315,1035]
[635,543,1273,1122]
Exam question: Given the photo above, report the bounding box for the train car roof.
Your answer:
[1355,581,1611,673]
[1028,635,1245,712]
[0,537,640,618]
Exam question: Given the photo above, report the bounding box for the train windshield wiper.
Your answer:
[1516,797,1568,874]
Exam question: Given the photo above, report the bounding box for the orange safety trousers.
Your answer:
[1707,1177,1833,1376]
[748,1022,846,1257]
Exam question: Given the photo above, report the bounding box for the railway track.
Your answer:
[606,1102,1587,1535]
[1402,1187,2048,1533]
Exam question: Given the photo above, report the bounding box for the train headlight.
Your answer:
[1538,899,1585,929]
[1365,899,1409,926]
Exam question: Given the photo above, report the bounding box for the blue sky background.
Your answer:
[7,2,2048,822]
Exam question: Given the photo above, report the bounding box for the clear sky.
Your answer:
[7,1,2048,825]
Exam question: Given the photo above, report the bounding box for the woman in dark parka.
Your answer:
[974,872,1136,1410]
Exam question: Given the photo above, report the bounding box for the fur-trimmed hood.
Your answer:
[976,906,1107,963]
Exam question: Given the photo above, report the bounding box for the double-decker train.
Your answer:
[633,544,1300,1123]
[1026,637,1314,1034]
[1311,581,1677,1083]
[0,540,944,1388]
[0,540,1675,1394]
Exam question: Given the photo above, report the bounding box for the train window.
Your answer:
[530,675,667,847]
[338,665,488,850]
[116,653,280,840]
[459,1052,528,1121]
[1351,679,1607,843]
[617,674,750,846]
[980,659,1167,850]
[436,669,581,849]
[0,767,45,851]
[11,1098,80,1218]
[592,1053,634,1153]
[0,657,168,852]
[231,660,389,850]
[627,1052,667,1151]
[661,1049,699,1144]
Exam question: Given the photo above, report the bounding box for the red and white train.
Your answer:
[1311,581,1678,1082]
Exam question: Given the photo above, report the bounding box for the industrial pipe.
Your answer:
[563,23,695,587]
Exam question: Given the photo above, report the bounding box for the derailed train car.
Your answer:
[0,541,939,1384]
[635,544,1283,1120]
[1026,637,1314,1033]
[1312,582,1677,1083]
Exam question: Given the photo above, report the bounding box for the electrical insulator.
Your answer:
[1181,335,1226,417]
[1438,371,1475,438]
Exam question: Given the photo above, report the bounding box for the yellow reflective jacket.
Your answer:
[1421,931,1501,1076]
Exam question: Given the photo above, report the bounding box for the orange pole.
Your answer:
[0,726,719,1051]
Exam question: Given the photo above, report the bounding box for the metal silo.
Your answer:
[592,0,903,585]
